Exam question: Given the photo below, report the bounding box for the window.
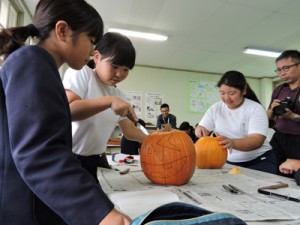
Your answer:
[7,3,18,27]
[0,0,24,66]
[0,0,23,28]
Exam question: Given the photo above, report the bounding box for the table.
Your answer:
[98,155,300,225]
[106,138,121,154]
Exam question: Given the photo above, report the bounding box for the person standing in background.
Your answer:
[195,71,276,174]
[156,103,177,130]
[179,121,199,143]
[0,0,130,224]
[267,50,300,178]
[63,32,147,182]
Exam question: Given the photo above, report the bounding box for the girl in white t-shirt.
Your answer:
[63,32,148,182]
[195,70,276,174]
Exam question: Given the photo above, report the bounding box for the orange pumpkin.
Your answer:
[195,136,227,169]
[140,130,196,186]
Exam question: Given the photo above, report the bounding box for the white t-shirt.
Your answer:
[199,98,271,162]
[63,65,126,156]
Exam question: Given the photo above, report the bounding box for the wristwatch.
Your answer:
[293,114,300,122]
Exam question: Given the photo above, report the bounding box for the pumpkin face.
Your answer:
[140,131,196,186]
[195,136,227,169]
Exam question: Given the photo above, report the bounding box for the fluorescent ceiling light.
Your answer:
[108,28,168,41]
[243,48,281,58]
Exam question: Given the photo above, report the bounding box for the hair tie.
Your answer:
[27,24,39,37]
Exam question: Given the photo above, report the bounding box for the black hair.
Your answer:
[95,32,136,69]
[87,59,95,69]
[160,103,169,109]
[217,70,260,104]
[276,50,300,63]
[179,121,190,131]
[0,0,103,60]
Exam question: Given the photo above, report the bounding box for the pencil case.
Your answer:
[130,202,247,225]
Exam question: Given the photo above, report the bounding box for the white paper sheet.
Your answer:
[109,189,180,219]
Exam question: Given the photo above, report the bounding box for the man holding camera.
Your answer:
[267,50,300,177]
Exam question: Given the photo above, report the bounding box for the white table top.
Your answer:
[99,155,300,225]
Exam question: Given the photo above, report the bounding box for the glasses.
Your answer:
[275,63,300,74]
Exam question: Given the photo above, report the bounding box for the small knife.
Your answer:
[127,114,149,135]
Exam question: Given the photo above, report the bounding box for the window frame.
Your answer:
[0,0,23,28]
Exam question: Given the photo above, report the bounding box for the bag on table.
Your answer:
[130,202,247,225]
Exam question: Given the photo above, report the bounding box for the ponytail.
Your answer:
[1,0,103,61]
[245,83,261,104]
[0,24,39,60]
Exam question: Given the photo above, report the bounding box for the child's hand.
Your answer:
[216,133,233,153]
[99,208,131,225]
[111,97,137,120]
[195,125,209,138]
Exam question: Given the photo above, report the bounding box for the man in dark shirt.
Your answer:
[156,103,177,129]
[267,50,300,179]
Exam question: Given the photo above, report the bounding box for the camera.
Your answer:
[273,97,294,116]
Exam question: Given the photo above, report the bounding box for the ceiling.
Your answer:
[23,0,300,79]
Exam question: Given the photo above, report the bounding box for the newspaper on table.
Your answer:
[98,162,300,223]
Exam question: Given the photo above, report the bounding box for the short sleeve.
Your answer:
[63,66,91,99]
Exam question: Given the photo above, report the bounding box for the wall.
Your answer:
[118,66,272,127]
[260,78,273,109]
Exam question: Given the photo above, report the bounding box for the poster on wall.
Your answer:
[124,91,142,118]
[145,92,164,123]
[188,80,219,113]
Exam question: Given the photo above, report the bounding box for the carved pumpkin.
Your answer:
[140,130,196,186]
[195,136,227,169]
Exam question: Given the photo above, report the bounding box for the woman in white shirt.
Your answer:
[195,70,276,174]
